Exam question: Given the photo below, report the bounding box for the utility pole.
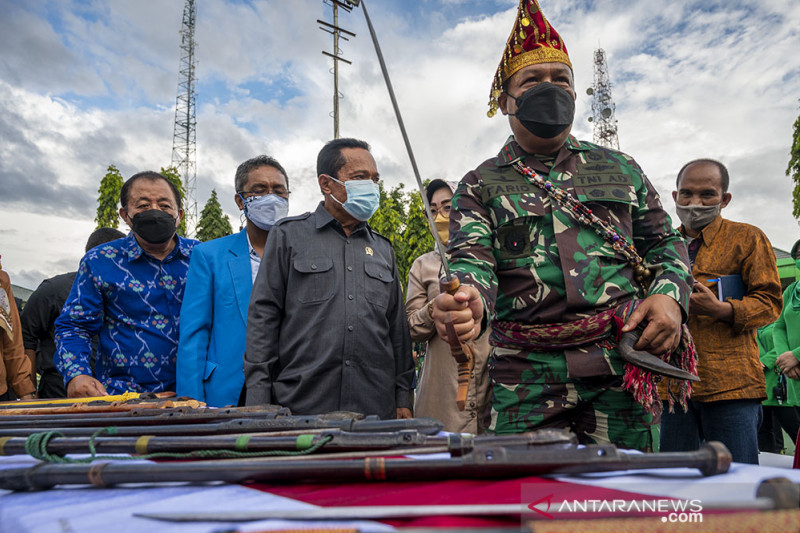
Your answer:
[171,0,198,235]
[319,0,357,139]
[586,48,620,150]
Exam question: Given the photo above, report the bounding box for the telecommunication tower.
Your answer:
[586,48,619,150]
[171,0,198,235]
[318,0,358,139]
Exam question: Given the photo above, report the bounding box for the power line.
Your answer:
[319,0,358,139]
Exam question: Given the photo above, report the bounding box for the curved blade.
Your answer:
[618,332,700,381]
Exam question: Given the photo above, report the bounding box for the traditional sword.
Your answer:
[360,0,474,410]
[619,331,699,382]
[135,497,782,523]
[136,476,798,523]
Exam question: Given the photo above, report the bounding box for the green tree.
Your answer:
[370,182,436,289]
[196,189,233,242]
[788,106,800,219]
[402,191,435,282]
[95,164,124,229]
[160,166,187,237]
[370,182,406,245]
[371,183,408,284]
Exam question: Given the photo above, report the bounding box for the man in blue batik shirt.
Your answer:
[55,171,198,397]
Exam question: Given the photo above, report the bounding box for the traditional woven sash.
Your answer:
[489,300,696,416]
[490,306,625,352]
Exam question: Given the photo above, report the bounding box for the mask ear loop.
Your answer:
[324,175,347,207]
[238,193,248,231]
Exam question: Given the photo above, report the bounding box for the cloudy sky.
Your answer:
[1,0,799,290]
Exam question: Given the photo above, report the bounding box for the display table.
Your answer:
[1,452,798,532]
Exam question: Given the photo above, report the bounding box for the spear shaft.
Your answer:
[0,429,574,457]
[359,0,449,276]
[0,416,444,439]
[361,0,479,410]
[0,391,176,409]
[0,407,294,428]
[0,441,731,491]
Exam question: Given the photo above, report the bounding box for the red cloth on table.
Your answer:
[246,476,650,528]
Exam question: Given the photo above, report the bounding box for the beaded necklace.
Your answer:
[512,160,653,288]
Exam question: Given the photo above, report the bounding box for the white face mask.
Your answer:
[241,194,289,231]
[675,203,721,232]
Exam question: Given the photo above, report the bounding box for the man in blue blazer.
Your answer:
[178,155,290,406]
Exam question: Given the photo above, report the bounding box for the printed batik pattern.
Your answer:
[55,233,196,394]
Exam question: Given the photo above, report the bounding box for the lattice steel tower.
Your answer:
[171,0,197,235]
[586,48,619,150]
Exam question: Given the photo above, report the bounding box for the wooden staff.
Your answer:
[0,399,211,417]
[0,428,575,457]
[0,391,177,410]
[0,441,731,491]
[0,405,293,428]
[0,416,445,439]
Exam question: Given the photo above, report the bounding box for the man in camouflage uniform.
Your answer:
[431,0,692,451]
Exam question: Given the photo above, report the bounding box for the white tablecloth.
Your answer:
[1,452,797,532]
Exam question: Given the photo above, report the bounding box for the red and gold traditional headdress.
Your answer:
[488,0,572,117]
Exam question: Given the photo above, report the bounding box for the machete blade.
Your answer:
[618,331,700,382]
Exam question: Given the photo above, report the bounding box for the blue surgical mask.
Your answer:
[328,177,380,221]
[240,193,289,231]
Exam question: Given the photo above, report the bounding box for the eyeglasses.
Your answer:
[329,174,380,185]
[238,185,291,199]
[430,204,452,217]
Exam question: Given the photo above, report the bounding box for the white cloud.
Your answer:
[1,0,799,289]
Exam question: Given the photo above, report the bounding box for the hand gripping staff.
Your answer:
[360,0,474,410]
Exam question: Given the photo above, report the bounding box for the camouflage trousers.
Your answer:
[486,346,658,452]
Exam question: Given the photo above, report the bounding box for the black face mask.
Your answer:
[130,210,177,245]
[509,82,575,139]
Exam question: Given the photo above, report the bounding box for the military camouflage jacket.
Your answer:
[448,136,692,329]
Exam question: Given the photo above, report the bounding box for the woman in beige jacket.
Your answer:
[405,180,491,433]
